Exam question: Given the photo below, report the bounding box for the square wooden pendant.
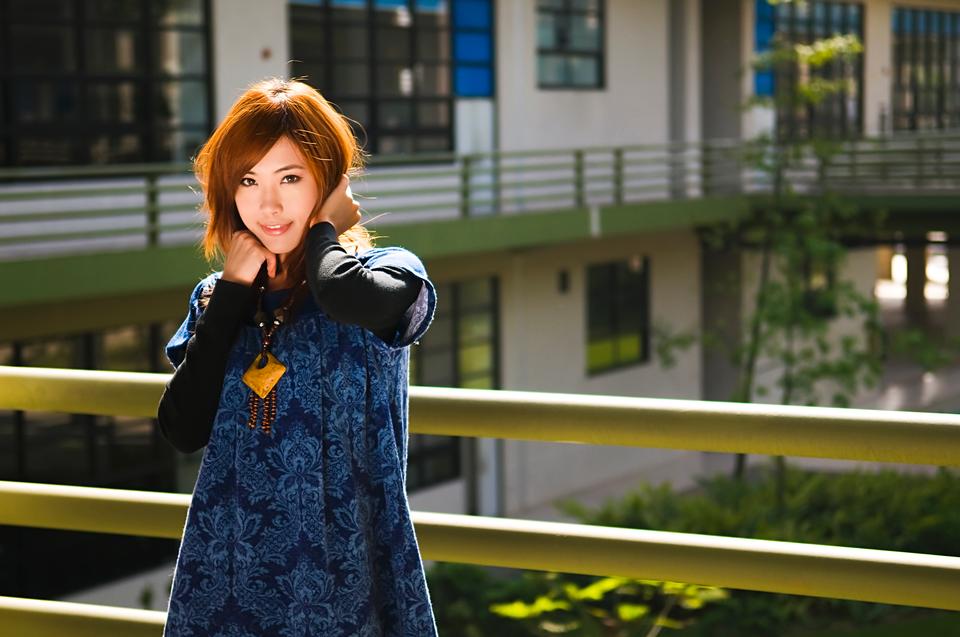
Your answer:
[242,352,286,399]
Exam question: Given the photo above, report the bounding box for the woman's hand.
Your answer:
[312,174,360,236]
[221,230,277,286]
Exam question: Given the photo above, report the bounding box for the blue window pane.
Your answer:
[904,10,913,32]
[375,0,407,7]
[893,8,901,34]
[455,32,490,63]
[454,0,490,29]
[755,0,774,21]
[755,69,774,97]
[455,66,491,96]
[755,0,775,50]
[332,0,366,5]
[917,11,926,34]
[756,19,775,49]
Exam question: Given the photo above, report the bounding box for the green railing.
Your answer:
[0,365,959,635]
[2,132,960,260]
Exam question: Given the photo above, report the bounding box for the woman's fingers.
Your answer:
[266,251,276,278]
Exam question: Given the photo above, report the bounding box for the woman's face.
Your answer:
[234,136,320,261]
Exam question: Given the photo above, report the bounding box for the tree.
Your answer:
[645,4,890,516]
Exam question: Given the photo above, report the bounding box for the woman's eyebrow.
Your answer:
[245,164,305,175]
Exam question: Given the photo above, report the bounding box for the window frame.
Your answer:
[771,0,865,142]
[892,7,960,132]
[0,0,214,166]
[407,275,500,492]
[585,256,651,376]
[289,0,455,156]
[536,0,606,91]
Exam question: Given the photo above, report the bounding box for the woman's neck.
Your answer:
[266,255,292,290]
[266,275,293,291]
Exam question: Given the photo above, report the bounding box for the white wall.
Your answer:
[496,0,670,151]
[426,229,704,518]
[211,0,289,122]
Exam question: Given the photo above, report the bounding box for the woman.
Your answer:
[158,77,439,636]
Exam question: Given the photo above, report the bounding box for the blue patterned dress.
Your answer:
[162,247,439,637]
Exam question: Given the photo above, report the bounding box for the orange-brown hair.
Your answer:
[195,77,372,283]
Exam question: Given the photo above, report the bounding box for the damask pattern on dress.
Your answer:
[163,246,438,637]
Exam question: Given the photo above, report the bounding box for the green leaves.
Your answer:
[491,596,573,619]
[558,467,960,634]
[488,574,727,636]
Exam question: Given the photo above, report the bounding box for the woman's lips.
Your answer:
[260,222,292,236]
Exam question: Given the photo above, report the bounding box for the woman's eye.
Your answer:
[240,177,255,187]
[282,174,300,184]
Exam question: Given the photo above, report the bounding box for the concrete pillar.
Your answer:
[905,244,927,324]
[700,244,742,477]
[669,0,701,199]
[863,0,894,135]
[700,0,744,195]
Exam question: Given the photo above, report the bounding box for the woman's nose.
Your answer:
[259,185,282,213]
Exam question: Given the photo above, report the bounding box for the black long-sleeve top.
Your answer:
[156,221,423,453]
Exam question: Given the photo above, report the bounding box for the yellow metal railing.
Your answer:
[1,365,959,635]
[4,365,959,465]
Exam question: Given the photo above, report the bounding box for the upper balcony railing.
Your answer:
[0,365,959,635]
[2,131,959,262]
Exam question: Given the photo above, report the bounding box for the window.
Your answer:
[892,8,960,131]
[453,0,494,97]
[289,0,454,155]
[757,0,864,140]
[0,0,213,165]
[586,256,650,374]
[408,276,499,490]
[537,0,604,89]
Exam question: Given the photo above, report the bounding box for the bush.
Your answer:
[425,468,960,636]
[557,466,960,636]
[426,563,540,637]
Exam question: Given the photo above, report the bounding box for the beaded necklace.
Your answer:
[241,276,309,433]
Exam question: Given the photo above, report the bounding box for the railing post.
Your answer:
[146,173,159,247]
[701,141,712,196]
[574,149,585,208]
[669,141,687,200]
[460,154,473,218]
[916,137,925,189]
[937,136,944,182]
[879,135,889,185]
[850,141,859,191]
[613,148,624,205]
[493,151,503,215]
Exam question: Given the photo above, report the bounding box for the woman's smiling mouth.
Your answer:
[260,222,292,235]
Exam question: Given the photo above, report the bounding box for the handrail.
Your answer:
[2,365,960,629]
[3,131,960,260]
[0,596,166,637]
[0,482,958,612]
[1,366,959,466]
